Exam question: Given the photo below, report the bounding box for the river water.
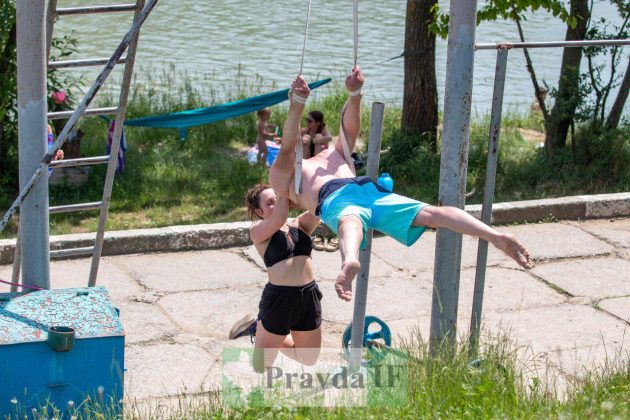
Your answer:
[55,0,627,115]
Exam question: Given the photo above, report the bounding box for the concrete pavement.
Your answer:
[1,217,629,408]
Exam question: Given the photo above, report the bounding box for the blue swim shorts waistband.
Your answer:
[315,176,377,216]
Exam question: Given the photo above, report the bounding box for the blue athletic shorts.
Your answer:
[316,177,428,249]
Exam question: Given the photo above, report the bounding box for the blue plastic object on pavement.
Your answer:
[341,315,392,366]
[377,172,394,192]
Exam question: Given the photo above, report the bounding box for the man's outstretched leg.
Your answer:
[335,215,364,301]
[413,205,533,269]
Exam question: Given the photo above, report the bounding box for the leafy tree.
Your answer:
[579,0,629,133]
[0,0,18,202]
[432,1,598,159]
[601,0,630,130]
[0,1,82,204]
[455,0,580,158]
[440,1,628,158]
[546,0,590,156]
[607,55,630,129]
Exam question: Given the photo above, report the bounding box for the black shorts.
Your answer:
[257,280,323,336]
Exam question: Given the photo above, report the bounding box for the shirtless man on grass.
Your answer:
[270,67,533,302]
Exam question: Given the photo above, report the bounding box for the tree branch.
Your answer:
[514,14,550,123]
[606,56,630,129]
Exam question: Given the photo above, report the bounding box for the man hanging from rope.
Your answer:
[269,67,534,302]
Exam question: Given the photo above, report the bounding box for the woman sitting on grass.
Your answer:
[229,184,322,372]
[301,110,332,159]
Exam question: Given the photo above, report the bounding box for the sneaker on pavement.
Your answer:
[229,313,257,340]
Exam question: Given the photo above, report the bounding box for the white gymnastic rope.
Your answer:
[339,0,359,173]
[299,0,313,76]
[294,0,313,195]
[353,0,359,69]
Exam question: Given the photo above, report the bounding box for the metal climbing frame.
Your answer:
[7,0,159,290]
[468,38,630,354]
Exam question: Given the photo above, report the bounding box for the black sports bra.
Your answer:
[263,226,313,268]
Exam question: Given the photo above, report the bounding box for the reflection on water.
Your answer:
[54,0,626,114]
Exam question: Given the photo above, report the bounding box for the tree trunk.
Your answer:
[545,0,590,155]
[402,0,438,151]
[606,57,630,130]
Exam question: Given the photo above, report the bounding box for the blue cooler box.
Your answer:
[0,286,125,417]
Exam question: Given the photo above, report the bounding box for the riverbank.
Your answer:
[1,78,628,240]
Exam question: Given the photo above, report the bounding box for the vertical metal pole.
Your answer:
[429,0,477,353]
[89,0,146,286]
[349,102,385,371]
[16,0,50,290]
[469,48,508,355]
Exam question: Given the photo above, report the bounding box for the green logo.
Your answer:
[221,347,407,408]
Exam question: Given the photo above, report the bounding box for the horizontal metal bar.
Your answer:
[49,57,127,69]
[49,202,102,214]
[56,4,137,16]
[47,107,118,120]
[50,246,95,259]
[476,39,630,50]
[49,155,110,168]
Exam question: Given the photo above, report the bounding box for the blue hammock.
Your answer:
[124,78,331,142]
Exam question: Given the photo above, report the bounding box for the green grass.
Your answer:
[88,331,630,418]
[8,330,627,419]
[1,68,628,239]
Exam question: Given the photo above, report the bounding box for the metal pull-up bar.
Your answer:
[476,39,630,50]
[469,37,629,355]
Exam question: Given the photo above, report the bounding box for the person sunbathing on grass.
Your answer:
[229,184,322,373]
[269,67,534,302]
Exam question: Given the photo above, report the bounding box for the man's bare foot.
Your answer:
[335,259,360,302]
[495,233,533,269]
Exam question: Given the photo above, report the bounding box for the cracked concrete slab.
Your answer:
[457,266,567,315]
[114,250,265,293]
[532,258,630,300]
[497,223,615,262]
[157,287,264,337]
[482,304,629,353]
[0,257,143,302]
[125,342,215,399]
[576,218,630,248]
[598,296,630,323]
[116,300,179,344]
